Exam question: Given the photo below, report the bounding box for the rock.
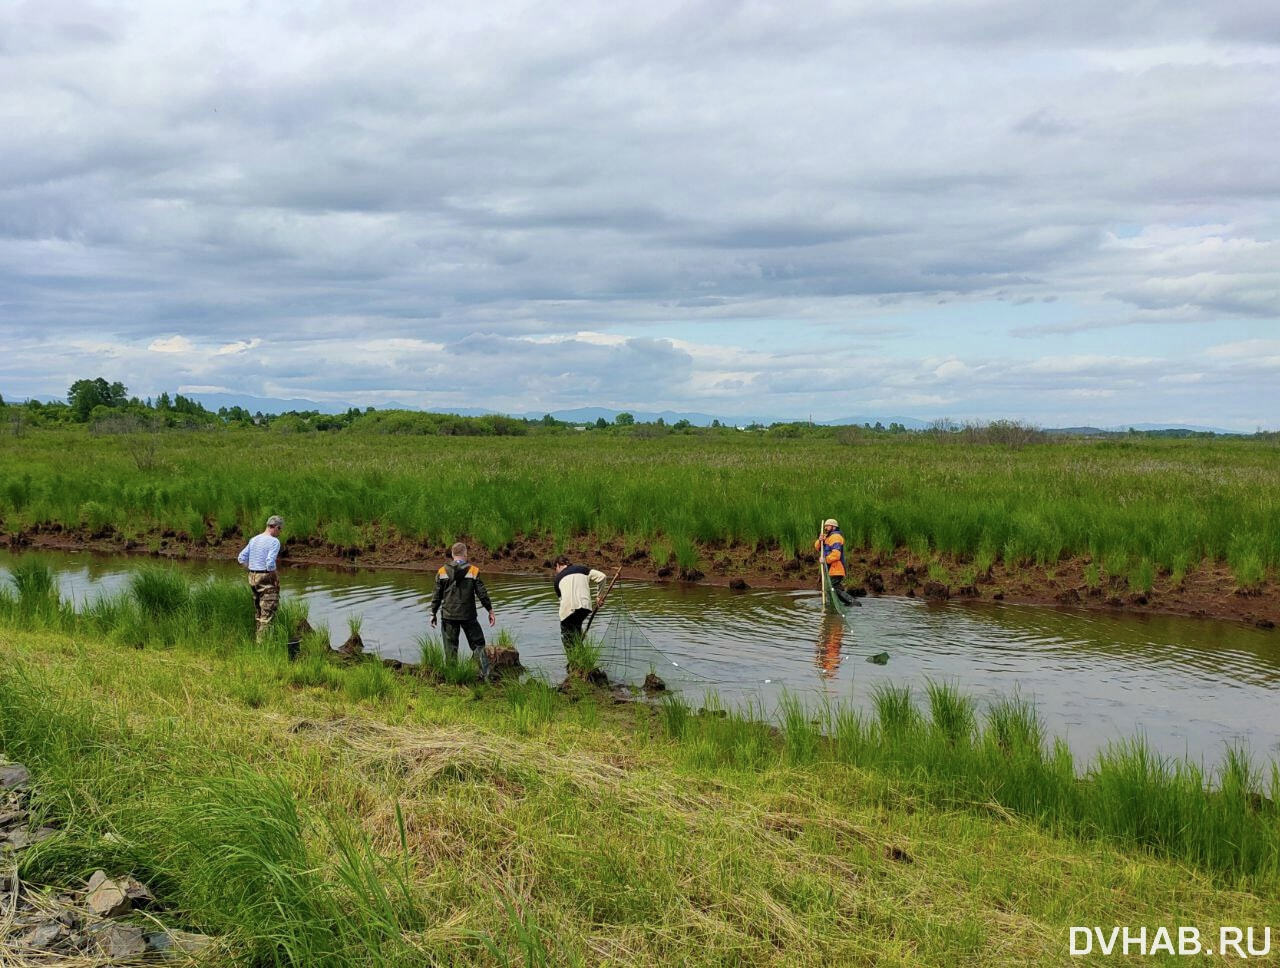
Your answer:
[678,567,705,582]
[146,929,216,960]
[338,633,365,657]
[1256,619,1275,630]
[922,581,950,601]
[1055,588,1081,605]
[863,571,885,594]
[21,920,67,950]
[85,870,131,918]
[728,578,749,591]
[381,658,404,671]
[610,686,633,704]
[642,672,667,692]
[655,566,673,578]
[584,667,609,688]
[905,588,915,598]
[955,584,979,598]
[850,585,868,597]
[1129,593,1148,606]
[0,807,24,829]
[0,763,31,790]
[866,651,890,665]
[4,825,57,849]
[122,876,154,908]
[484,645,522,677]
[89,921,147,959]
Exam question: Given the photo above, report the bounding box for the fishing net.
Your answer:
[595,585,715,690]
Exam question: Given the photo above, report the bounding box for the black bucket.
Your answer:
[286,638,301,661]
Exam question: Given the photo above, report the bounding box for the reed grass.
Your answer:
[6,429,1275,593]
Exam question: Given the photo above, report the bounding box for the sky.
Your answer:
[2,1,1278,428]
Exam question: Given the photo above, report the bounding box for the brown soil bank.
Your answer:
[9,522,1279,628]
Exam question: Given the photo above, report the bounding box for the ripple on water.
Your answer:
[2,549,1278,766]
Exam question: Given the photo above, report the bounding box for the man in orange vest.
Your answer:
[816,518,857,606]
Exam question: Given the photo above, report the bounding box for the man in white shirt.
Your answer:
[552,555,607,649]
[237,514,283,641]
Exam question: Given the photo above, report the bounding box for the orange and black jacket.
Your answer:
[815,529,846,577]
[431,561,492,621]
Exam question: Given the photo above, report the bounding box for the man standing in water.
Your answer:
[237,514,284,641]
[431,542,496,680]
[552,555,607,648]
[816,518,857,607]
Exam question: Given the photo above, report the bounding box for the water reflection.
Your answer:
[2,548,1278,766]
[815,615,846,680]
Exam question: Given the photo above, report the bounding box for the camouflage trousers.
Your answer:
[248,571,279,641]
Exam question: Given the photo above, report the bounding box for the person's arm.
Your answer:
[475,577,495,626]
[588,569,607,585]
[429,572,445,626]
[237,541,251,566]
[265,536,281,572]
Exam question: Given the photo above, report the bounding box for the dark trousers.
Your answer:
[560,607,593,648]
[830,575,856,606]
[442,619,490,678]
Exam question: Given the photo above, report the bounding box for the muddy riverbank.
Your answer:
[9,522,1278,627]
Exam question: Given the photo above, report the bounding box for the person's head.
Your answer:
[265,514,284,535]
[823,518,838,533]
[553,554,570,574]
[451,541,467,560]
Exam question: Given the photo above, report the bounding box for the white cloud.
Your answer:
[0,1,1277,427]
[147,335,193,354]
[214,339,262,355]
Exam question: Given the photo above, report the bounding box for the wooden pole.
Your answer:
[584,566,623,634]
[818,521,828,613]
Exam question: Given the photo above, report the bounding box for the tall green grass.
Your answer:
[0,668,426,966]
[3,429,1276,587]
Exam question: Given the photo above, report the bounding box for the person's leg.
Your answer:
[560,608,590,650]
[462,619,489,679]
[441,620,461,664]
[830,576,856,606]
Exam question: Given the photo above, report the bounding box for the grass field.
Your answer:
[1,427,1278,594]
[1,561,1278,965]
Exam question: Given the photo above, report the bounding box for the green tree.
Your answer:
[615,412,635,426]
[67,378,128,422]
[595,417,608,429]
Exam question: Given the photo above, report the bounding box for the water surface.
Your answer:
[4,549,1277,767]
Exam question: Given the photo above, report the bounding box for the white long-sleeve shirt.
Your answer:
[557,568,606,620]
[237,533,281,571]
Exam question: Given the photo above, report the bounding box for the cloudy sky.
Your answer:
[3,1,1278,427]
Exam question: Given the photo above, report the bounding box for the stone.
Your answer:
[22,920,67,950]
[84,870,131,918]
[0,807,25,829]
[123,875,154,908]
[0,763,31,790]
[146,929,216,959]
[922,581,950,601]
[642,672,667,692]
[89,921,147,959]
[863,571,885,594]
[4,825,57,849]
[728,578,749,591]
[866,651,890,665]
[1055,588,1081,605]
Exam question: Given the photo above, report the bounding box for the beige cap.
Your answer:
[823,518,838,528]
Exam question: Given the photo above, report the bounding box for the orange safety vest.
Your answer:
[815,529,846,577]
